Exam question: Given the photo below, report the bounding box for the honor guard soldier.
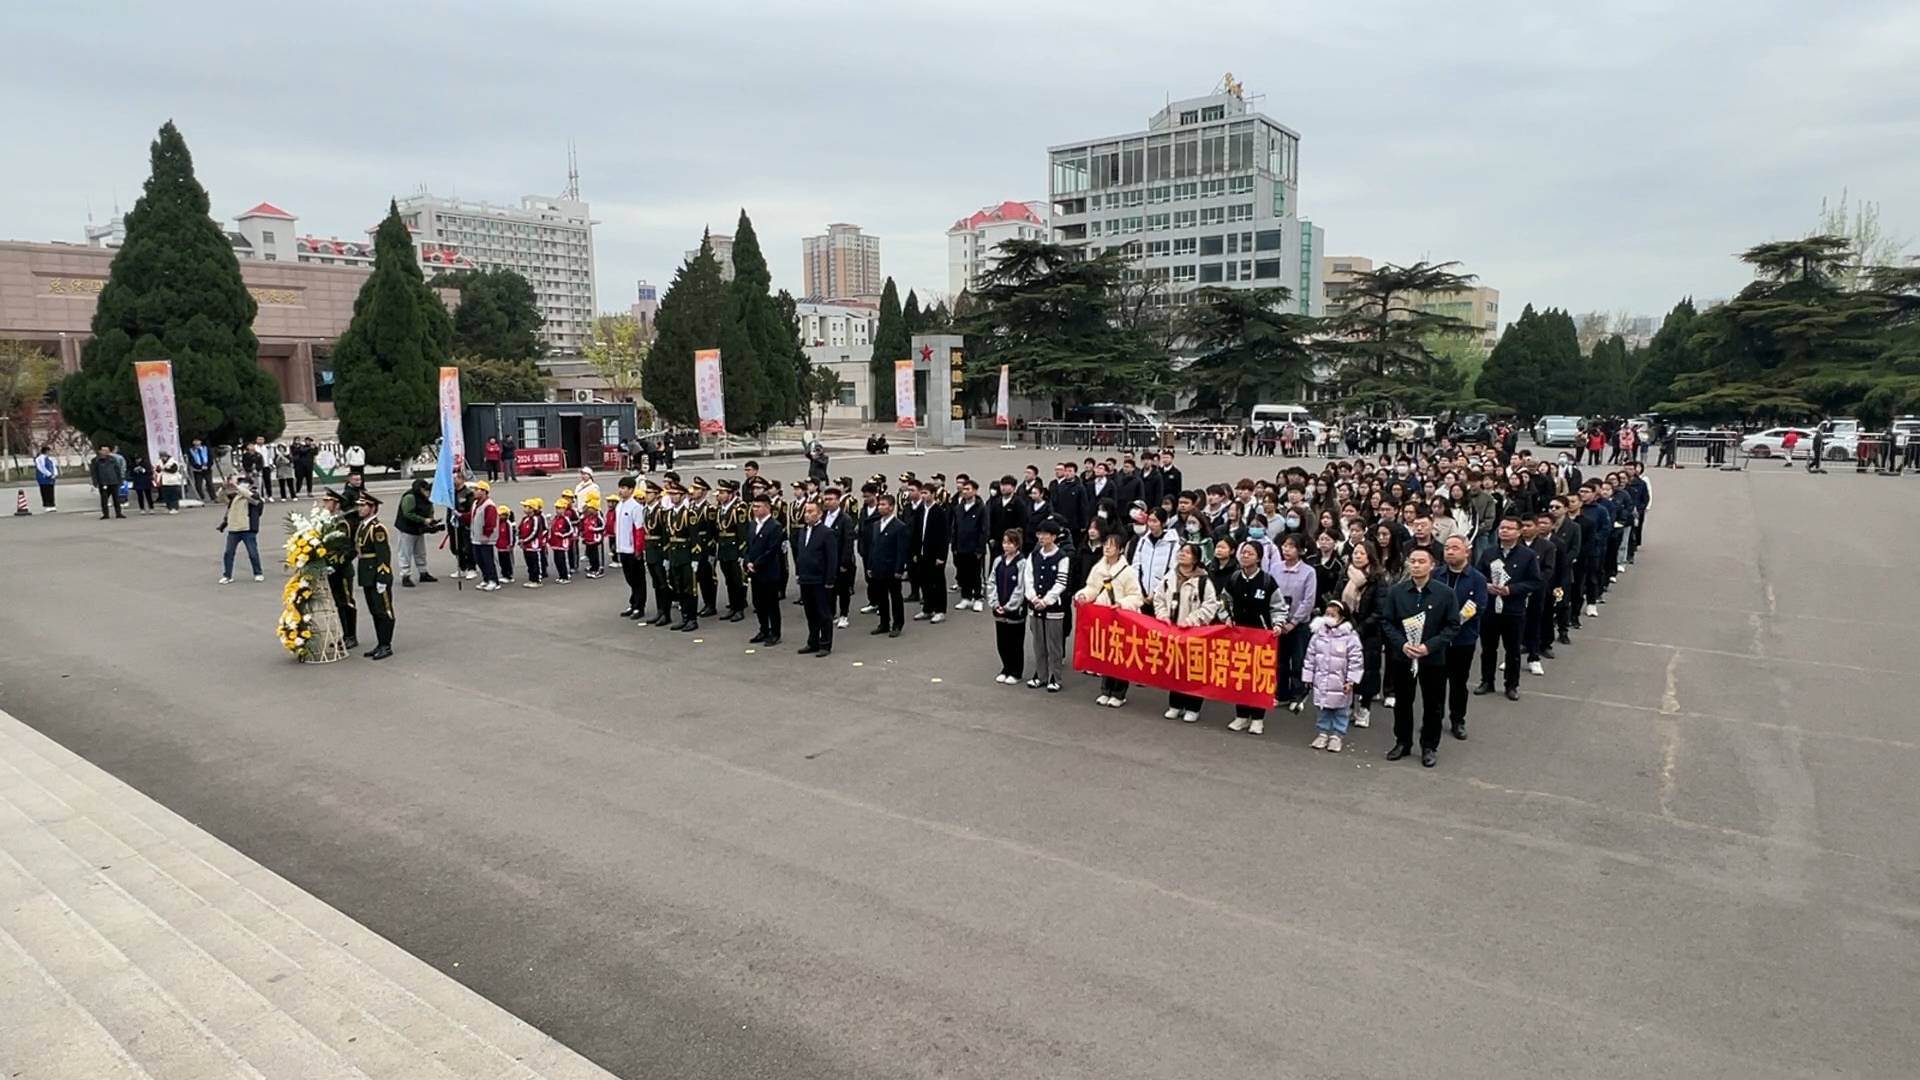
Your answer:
[713,479,750,621]
[353,492,396,659]
[319,488,359,650]
[641,481,674,626]
[664,481,703,631]
[687,476,719,616]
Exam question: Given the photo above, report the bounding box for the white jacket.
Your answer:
[1153,570,1220,626]
[1075,556,1145,611]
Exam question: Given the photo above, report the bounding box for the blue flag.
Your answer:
[429,408,457,509]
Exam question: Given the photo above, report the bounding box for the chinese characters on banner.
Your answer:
[995,364,1011,428]
[132,361,182,468]
[1071,603,1280,709]
[694,349,727,435]
[437,367,464,467]
[948,347,965,421]
[894,359,916,431]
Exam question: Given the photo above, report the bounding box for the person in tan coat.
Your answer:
[1075,532,1145,707]
[1151,542,1222,722]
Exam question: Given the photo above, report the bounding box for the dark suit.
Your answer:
[792,521,840,650]
[1161,465,1184,504]
[906,499,950,616]
[863,514,910,630]
[1112,471,1142,513]
[987,494,1029,555]
[1476,541,1541,691]
[1139,467,1165,511]
[824,507,859,617]
[1049,478,1088,536]
[744,513,788,641]
[948,497,988,602]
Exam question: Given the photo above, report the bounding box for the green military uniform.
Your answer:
[713,482,750,620]
[642,487,672,626]
[354,494,395,659]
[320,490,358,649]
[663,486,702,629]
[687,479,719,615]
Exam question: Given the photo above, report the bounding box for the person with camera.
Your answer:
[393,477,442,587]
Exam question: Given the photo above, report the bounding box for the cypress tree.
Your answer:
[775,289,811,420]
[644,235,728,428]
[725,211,786,430]
[870,278,908,421]
[903,290,923,334]
[61,120,284,446]
[1629,298,1701,411]
[331,202,450,466]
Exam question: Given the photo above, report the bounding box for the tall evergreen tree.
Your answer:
[1476,304,1547,416]
[774,289,811,418]
[60,121,284,446]
[644,235,729,428]
[1180,287,1316,413]
[870,278,908,421]
[1629,299,1701,412]
[903,290,923,334]
[725,210,786,430]
[1583,334,1635,415]
[331,202,451,466]
[438,268,544,360]
[962,241,1165,404]
[1319,260,1478,412]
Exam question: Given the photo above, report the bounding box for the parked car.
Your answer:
[1814,418,1861,460]
[1388,415,1436,441]
[1532,415,1582,447]
[1451,413,1493,444]
[1740,427,1815,459]
[1247,403,1326,445]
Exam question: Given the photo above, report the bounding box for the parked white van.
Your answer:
[1247,403,1325,443]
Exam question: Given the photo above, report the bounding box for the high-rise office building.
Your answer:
[396,191,598,354]
[946,200,1049,296]
[801,223,882,302]
[1046,83,1325,315]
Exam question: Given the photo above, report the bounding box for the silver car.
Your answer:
[1533,415,1581,447]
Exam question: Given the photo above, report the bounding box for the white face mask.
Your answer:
[1132,523,1147,536]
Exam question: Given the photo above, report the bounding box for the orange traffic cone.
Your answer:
[14,489,31,516]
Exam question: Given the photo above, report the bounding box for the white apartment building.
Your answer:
[946,200,1048,296]
[85,202,471,274]
[397,192,598,354]
[1046,86,1325,316]
[795,300,878,420]
[685,234,736,282]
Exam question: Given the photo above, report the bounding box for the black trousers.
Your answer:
[720,558,745,613]
[1389,656,1449,750]
[475,545,499,585]
[620,552,649,612]
[916,558,946,614]
[954,551,984,601]
[646,558,670,611]
[295,467,314,495]
[697,557,717,610]
[801,583,833,649]
[98,485,124,517]
[1523,591,1548,659]
[362,583,394,648]
[672,560,699,620]
[328,570,357,642]
[38,482,55,508]
[1445,644,1476,724]
[834,564,856,617]
[191,468,213,500]
[994,619,1025,677]
[1584,551,1609,604]
[499,548,515,581]
[752,576,783,639]
[1480,605,1523,691]
[868,573,905,629]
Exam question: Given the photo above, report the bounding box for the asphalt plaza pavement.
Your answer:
[3,446,1917,1079]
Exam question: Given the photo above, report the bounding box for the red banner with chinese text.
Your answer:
[1071,603,1280,708]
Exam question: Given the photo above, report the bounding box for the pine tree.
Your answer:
[331,202,451,466]
[1583,334,1634,415]
[1477,303,1545,417]
[644,235,729,428]
[903,290,923,334]
[60,121,284,446]
[438,269,544,360]
[1628,299,1701,411]
[775,289,811,419]
[724,210,785,431]
[870,278,908,421]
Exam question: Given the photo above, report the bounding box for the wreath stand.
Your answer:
[300,580,350,664]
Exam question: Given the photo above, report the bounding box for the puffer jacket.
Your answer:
[1075,556,1145,611]
[1153,569,1220,626]
[1302,618,1365,708]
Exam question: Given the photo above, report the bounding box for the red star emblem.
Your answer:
[919,344,934,362]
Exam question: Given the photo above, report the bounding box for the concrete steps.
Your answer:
[0,711,616,1080]
[280,403,338,444]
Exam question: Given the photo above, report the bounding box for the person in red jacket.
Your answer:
[496,506,517,584]
[518,498,547,588]
[579,493,606,579]
[548,495,578,582]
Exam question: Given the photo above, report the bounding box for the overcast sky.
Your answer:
[6,1,1916,327]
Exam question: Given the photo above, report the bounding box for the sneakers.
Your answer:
[930,613,945,624]
[1352,706,1370,728]
[523,581,542,589]
[252,574,264,582]
[1249,719,1265,736]
[1228,717,1250,732]
[1096,695,1113,707]
[1045,681,1061,693]
[1106,697,1124,709]
[1585,603,1598,618]
[1383,695,1396,708]
[462,569,479,580]
[835,616,849,629]
[1181,710,1200,723]
[1327,735,1343,753]
[860,604,876,614]
[1163,707,1181,720]
[912,612,929,621]
[1026,678,1043,689]
[217,576,232,584]
[1311,732,1330,750]
[1287,699,1304,714]
[1529,660,1545,677]
[972,600,985,612]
